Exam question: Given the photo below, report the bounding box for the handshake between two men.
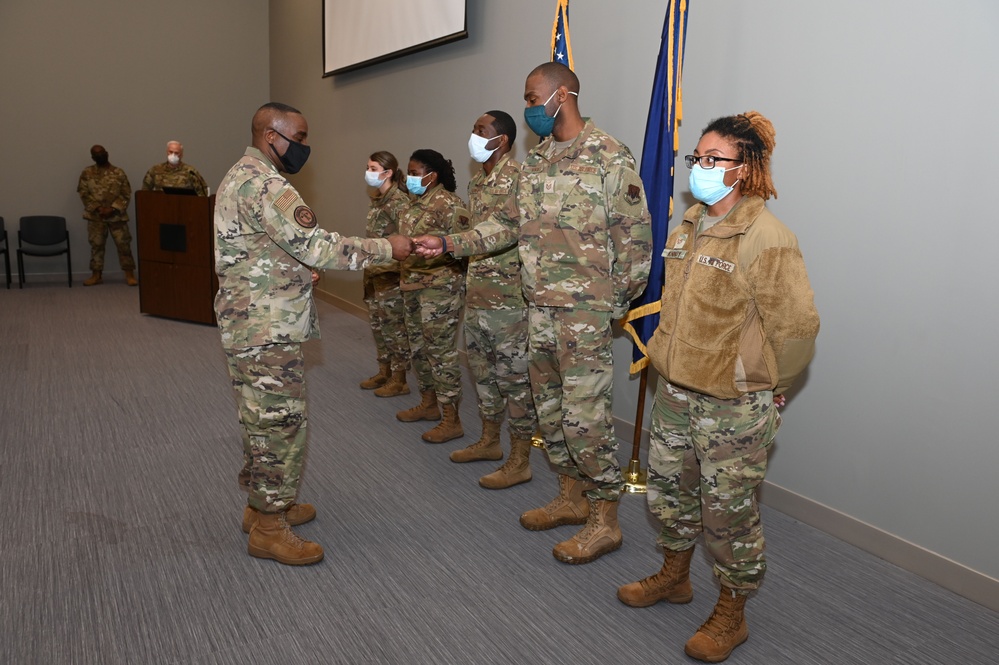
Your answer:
[385,234,450,261]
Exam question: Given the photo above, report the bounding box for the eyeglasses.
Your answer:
[684,155,743,170]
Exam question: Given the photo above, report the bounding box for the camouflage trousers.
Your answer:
[402,279,464,406]
[364,274,410,372]
[528,306,622,500]
[87,220,135,271]
[464,306,538,438]
[224,343,307,513]
[647,379,781,590]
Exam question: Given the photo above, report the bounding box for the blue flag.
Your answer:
[551,0,573,70]
[621,0,689,373]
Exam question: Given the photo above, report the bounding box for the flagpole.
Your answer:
[623,366,648,494]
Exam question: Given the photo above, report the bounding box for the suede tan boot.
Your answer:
[124,270,138,286]
[422,403,463,443]
[684,587,750,663]
[83,271,102,286]
[396,390,440,422]
[241,502,316,534]
[552,496,622,564]
[519,474,591,530]
[247,510,324,565]
[450,418,502,462]
[373,369,410,397]
[359,362,390,389]
[617,546,695,606]
[479,434,532,489]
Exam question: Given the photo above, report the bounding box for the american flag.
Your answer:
[550,0,573,71]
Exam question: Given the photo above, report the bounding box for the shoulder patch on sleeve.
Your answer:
[275,189,298,212]
[294,205,317,228]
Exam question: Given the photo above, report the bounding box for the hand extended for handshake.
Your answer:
[386,234,447,261]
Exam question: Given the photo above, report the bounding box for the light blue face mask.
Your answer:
[689,163,743,206]
[407,172,432,196]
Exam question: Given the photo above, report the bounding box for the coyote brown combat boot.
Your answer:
[422,403,463,443]
[684,587,749,662]
[124,270,138,286]
[479,434,532,489]
[450,418,502,462]
[617,546,695,606]
[552,496,622,564]
[519,474,591,530]
[396,390,440,422]
[242,502,317,534]
[247,510,324,566]
[374,369,410,397]
[83,271,102,286]
[359,362,390,390]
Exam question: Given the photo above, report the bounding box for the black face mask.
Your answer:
[93,153,109,166]
[272,130,311,174]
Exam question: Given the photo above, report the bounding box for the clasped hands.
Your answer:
[386,234,447,261]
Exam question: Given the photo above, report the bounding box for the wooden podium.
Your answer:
[136,190,218,325]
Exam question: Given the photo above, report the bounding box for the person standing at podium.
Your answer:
[141,141,209,196]
[214,102,412,567]
[77,144,138,286]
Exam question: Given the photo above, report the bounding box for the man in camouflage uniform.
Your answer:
[142,140,209,196]
[415,63,652,564]
[215,102,411,566]
[77,145,138,286]
[447,111,538,491]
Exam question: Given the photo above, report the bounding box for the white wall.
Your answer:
[266,0,999,594]
[0,0,270,281]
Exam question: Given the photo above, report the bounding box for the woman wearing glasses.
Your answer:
[617,111,820,663]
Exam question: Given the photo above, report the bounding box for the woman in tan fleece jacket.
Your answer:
[617,112,820,663]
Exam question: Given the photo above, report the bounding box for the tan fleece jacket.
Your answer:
[646,196,819,399]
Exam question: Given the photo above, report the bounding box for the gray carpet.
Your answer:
[1,283,997,664]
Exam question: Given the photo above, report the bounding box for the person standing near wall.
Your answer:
[447,110,538,490]
[359,151,412,397]
[215,102,411,566]
[395,149,472,443]
[414,63,652,564]
[77,145,138,286]
[616,111,819,663]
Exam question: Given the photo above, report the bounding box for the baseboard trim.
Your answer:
[612,415,998,613]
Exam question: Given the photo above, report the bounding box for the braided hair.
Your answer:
[702,111,778,200]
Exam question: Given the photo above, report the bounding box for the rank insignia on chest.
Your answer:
[544,179,555,193]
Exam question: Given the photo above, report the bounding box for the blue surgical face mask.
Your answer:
[689,163,743,206]
[524,89,577,138]
[407,172,432,196]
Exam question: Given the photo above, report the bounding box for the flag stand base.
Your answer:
[624,459,648,494]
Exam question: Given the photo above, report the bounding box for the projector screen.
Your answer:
[323,0,468,76]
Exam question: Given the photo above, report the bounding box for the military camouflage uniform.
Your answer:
[141,161,209,196]
[645,197,820,590]
[77,163,136,272]
[363,184,411,373]
[445,119,652,500]
[464,154,537,438]
[215,146,393,513]
[399,183,471,406]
